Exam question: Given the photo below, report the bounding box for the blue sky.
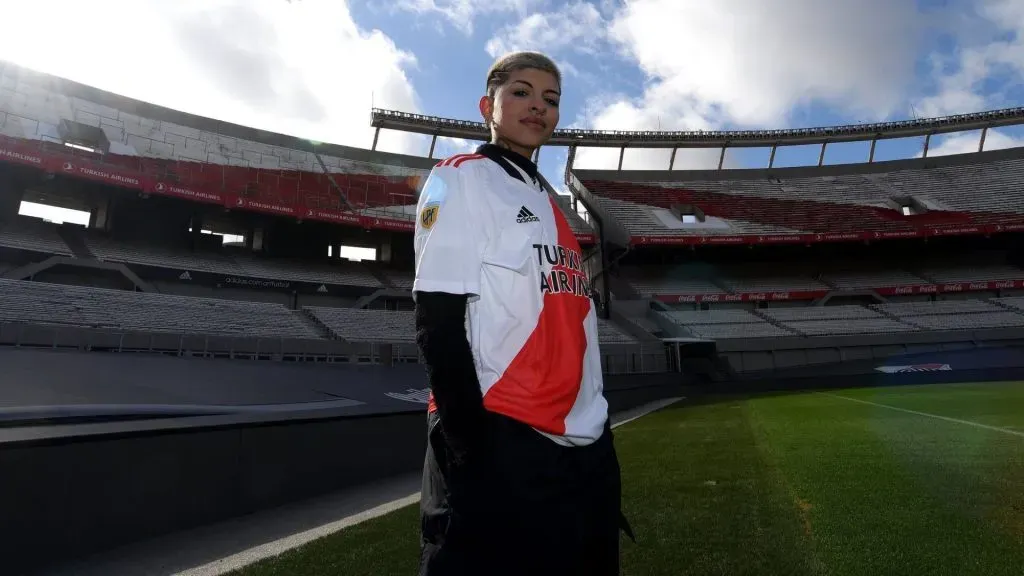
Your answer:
[2,0,1024,189]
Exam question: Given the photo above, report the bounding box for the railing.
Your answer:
[372,106,1024,148]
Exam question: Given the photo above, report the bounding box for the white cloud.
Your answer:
[484,2,605,57]
[572,88,725,170]
[608,0,922,128]
[395,0,539,35]
[927,129,1024,157]
[0,0,425,155]
[561,0,923,170]
[916,0,1024,117]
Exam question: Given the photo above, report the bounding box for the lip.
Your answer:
[521,118,546,130]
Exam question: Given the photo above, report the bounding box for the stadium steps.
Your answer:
[363,265,396,289]
[57,224,95,260]
[711,277,735,294]
[299,309,337,340]
[871,304,910,324]
[988,298,1024,317]
[608,273,642,300]
[909,268,941,285]
[608,307,662,342]
[751,309,805,337]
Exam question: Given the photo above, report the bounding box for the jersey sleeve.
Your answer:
[413,164,485,298]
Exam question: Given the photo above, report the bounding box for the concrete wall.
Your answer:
[716,327,1024,374]
[0,366,683,575]
[0,410,426,575]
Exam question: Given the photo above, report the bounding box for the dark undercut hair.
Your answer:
[485,51,562,99]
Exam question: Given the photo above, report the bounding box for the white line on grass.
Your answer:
[184,396,684,576]
[177,492,421,576]
[610,396,684,429]
[819,392,1024,438]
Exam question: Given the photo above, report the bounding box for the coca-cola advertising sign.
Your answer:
[655,290,827,303]
[874,280,1024,295]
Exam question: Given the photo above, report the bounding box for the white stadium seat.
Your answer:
[0,278,319,339]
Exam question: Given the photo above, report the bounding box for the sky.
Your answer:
[2,0,1024,193]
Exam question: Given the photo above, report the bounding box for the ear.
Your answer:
[479,94,494,125]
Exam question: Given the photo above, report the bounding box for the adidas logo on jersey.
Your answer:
[516,206,539,223]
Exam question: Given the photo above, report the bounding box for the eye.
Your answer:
[513,89,529,97]
[546,98,560,107]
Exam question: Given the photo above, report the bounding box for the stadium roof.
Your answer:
[371,106,1024,149]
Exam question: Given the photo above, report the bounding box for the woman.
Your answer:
[413,51,629,576]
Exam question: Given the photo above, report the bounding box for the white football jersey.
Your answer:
[413,146,608,447]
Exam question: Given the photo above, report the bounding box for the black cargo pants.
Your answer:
[419,410,630,576]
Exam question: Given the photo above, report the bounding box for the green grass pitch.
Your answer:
[230,381,1024,576]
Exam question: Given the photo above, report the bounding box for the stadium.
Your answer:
[2,57,1024,575]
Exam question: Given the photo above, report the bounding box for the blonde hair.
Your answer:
[485,51,561,99]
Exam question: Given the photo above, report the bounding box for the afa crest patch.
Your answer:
[420,202,440,230]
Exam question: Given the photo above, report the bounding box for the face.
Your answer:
[480,67,560,159]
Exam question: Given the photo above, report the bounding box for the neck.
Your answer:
[492,137,534,162]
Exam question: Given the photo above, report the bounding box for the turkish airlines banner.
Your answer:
[631,222,1024,247]
[0,143,44,166]
[651,280,1024,303]
[59,160,145,189]
[151,182,223,204]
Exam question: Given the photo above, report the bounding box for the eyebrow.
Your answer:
[511,79,561,97]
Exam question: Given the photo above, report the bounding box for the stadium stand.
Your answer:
[759,305,885,322]
[663,309,765,325]
[593,195,797,238]
[232,251,381,288]
[551,194,595,238]
[87,234,244,274]
[997,297,1024,314]
[917,263,1024,283]
[783,317,920,337]
[819,267,931,290]
[3,61,1024,360]
[622,315,661,335]
[659,308,795,339]
[0,217,72,256]
[304,306,637,344]
[657,298,1024,339]
[597,318,637,343]
[715,264,830,293]
[378,268,414,290]
[574,147,1024,241]
[305,307,414,342]
[618,257,1024,298]
[0,63,593,246]
[620,265,725,296]
[81,232,385,287]
[872,299,1002,316]
[751,305,918,337]
[0,279,319,338]
[903,312,1024,330]
[0,63,428,225]
[875,299,1024,331]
